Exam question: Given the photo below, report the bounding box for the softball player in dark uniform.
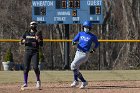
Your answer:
[20,21,43,89]
[71,21,99,89]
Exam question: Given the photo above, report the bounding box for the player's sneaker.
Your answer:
[79,81,88,89]
[21,83,28,88]
[71,80,79,87]
[36,81,41,89]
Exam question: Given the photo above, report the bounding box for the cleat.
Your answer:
[21,83,28,88]
[21,83,27,90]
[36,81,41,89]
[79,81,88,89]
[71,81,79,87]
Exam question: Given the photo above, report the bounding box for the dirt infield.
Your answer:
[0,81,140,93]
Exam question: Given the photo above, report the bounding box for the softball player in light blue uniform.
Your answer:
[71,21,99,89]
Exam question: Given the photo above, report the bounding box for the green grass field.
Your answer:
[0,70,140,83]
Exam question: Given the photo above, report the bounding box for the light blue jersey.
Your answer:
[72,31,99,52]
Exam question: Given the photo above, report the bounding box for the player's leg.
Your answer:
[71,51,80,84]
[78,72,88,89]
[32,52,41,89]
[70,69,79,87]
[76,52,89,89]
[22,51,32,87]
[70,51,89,88]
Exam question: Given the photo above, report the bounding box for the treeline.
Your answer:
[0,0,139,70]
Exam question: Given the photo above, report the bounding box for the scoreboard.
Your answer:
[32,0,103,24]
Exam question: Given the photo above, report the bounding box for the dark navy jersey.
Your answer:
[21,30,43,50]
[73,31,99,52]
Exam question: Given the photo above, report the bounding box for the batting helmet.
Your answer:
[83,21,92,28]
[30,21,37,29]
[30,21,37,26]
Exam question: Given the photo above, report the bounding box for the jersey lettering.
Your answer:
[26,36,36,39]
[80,36,90,41]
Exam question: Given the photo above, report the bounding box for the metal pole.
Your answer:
[50,42,54,70]
[98,25,101,70]
[0,25,3,70]
[50,29,54,70]
[99,45,101,70]
[63,24,70,69]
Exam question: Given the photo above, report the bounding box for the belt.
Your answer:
[77,49,87,53]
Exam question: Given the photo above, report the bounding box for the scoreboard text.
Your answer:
[32,0,103,24]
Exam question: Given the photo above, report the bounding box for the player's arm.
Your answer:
[90,48,96,53]
[72,33,80,46]
[72,42,77,46]
[90,36,100,53]
[20,31,32,46]
[36,31,43,47]
[20,31,27,45]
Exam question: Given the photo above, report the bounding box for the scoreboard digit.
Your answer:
[32,0,103,24]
